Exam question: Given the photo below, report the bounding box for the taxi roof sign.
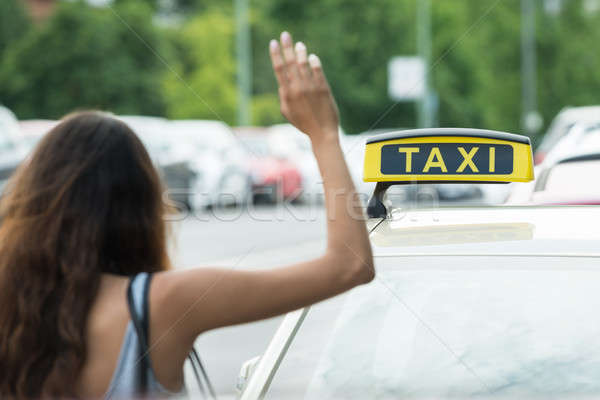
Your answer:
[364,128,534,218]
[364,128,534,183]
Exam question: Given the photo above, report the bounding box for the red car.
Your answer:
[234,128,303,203]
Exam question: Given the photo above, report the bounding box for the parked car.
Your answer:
[534,106,600,164]
[267,124,323,204]
[531,150,600,205]
[339,132,376,199]
[267,124,350,204]
[0,106,27,194]
[540,121,600,165]
[119,116,194,210]
[508,123,600,205]
[235,127,302,203]
[18,120,58,155]
[0,106,22,143]
[169,120,251,209]
[435,182,481,201]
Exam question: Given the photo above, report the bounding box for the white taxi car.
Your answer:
[237,129,600,399]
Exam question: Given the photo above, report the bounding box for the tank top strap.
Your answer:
[128,272,152,341]
[105,272,164,399]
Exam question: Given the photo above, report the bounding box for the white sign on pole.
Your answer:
[388,56,426,101]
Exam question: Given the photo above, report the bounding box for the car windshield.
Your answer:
[266,256,600,399]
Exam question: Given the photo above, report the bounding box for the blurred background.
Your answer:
[1,0,600,397]
[1,0,600,207]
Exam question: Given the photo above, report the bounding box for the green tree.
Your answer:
[251,93,282,126]
[253,0,600,136]
[113,0,159,11]
[433,1,523,133]
[0,0,30,57]
[0,1,166,119]
[161,10,238,124]
[255,0,421,133]
[1,0,598,136]
[536,1,600,142]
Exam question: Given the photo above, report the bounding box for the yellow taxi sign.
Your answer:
[363,128,534,183]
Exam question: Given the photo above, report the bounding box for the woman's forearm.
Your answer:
[312,136,374,279]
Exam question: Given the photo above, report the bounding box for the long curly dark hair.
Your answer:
[0,111,171,398]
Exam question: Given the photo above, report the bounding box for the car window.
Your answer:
[266,256,600,399]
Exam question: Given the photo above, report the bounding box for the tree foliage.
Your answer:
[0,1,165,119]
[0,0,30,58]
[161,10,237,124]
[0,0,599,137]
[252,0,417,132]
[536,0,600,141]
[257,0,600,135]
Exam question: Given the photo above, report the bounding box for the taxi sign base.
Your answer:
[366,181,510,219]
[367,182,394,219]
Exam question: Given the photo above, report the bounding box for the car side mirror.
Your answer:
[236,355,261,397]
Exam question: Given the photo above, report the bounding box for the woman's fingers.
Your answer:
[308,54,328,91]
[295,42,311,81]
[280,32,301,83]
[269,33,340,139]
[269,40,287,87]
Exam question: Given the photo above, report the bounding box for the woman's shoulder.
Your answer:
[145,270,200,391]
[149,269,212,337]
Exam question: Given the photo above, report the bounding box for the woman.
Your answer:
[0,32,374,398]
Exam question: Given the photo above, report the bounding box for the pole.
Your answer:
[521,0,539,134]
[417,0,432,128]
[235,0,252,126]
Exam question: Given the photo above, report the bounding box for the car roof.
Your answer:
[233,126,269,136]
[369,206,600,257]
[0,106,21,141]
[557,105,600,120]
[538,107,600,152]
[118,115,168,128]
[169,120,233,141]
[540,123,600,165]
[18,120,58,137]
[170,119,229,130]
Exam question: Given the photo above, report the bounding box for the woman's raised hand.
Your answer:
[157,36,372,352]
[269,32,340,145]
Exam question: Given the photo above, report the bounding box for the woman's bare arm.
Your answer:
[153,32,374,344]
